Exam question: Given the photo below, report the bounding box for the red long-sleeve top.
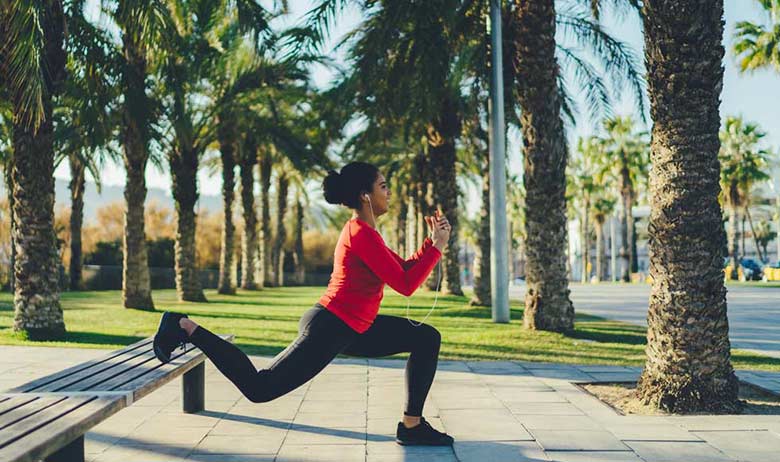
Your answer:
[318,217,442,333]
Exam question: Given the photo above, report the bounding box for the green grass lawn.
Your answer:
[1,287,778,371]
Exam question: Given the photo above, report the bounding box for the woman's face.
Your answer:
[365,173,390,216]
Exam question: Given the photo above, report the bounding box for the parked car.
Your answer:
[724,258,764,281]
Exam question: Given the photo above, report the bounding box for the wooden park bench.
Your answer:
[0,334,232,462]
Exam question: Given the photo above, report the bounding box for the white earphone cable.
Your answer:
[367,195,440,327]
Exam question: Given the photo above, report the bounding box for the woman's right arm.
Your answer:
[351,229,441,297]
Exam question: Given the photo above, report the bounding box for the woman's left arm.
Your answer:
[388,237,435,271]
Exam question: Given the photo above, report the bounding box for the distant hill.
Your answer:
[0,179,223,222]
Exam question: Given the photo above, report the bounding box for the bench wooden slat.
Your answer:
[0,396,124,462]
[8,338,153,393]
[0,397,67,436]
[39,349,158,393]
[33,345,154,393]
[90,344,202,392]
[0,396,39,418]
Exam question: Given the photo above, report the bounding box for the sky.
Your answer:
[62,0,780,209]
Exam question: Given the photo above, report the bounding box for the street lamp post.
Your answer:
[489,0,509,322]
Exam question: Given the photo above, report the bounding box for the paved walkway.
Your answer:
[3,345,780,461]
[509,283,780,359]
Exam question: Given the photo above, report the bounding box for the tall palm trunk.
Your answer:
[239,141,258,290]
[581,199,590,283]
[595,218,605,281]
[471,155,491,306]
[396,182,408,254]
[619,167,635,281]
[68,154,85,290]
[513,0,574,332]
[293,197,305,285]
[272,172,289,287]
[217,115,236,294]
[121,35,154,310]
[170,147,206,302]
[5,159,16,292]
[637,0,739,413]
[426,97,463,296]
[726,184,739,279]
[12,0,66,339]
[258,150,273,287]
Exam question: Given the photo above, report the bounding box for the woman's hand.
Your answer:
[425,210,451,252]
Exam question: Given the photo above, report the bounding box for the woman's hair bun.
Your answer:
[322,169,344,205]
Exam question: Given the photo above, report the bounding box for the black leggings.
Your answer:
[189,303,441,416]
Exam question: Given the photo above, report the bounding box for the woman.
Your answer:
[153,161,454,446]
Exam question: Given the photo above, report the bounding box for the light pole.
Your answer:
[489,0,509,322]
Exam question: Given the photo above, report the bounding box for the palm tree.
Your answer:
[1,0,67,339]
[54,15,118,290]
[591,194,616,281]
[568,137,603,283]
[636,0,739,413]
[733,0,780,72]
[598,116,649,281]
[719,116,772,278]
[512,0,574,331]
[239,132,260,290]
[216,110,237,294]
[157,0,275,302]
[109,0,174,310]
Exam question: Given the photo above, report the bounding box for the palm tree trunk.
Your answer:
[595,219,605,281]
[513,0,574,332]
[637,0,739,413]
[11,0,66,339]
[471,155,491,306]
[294,197,305,285]
[581,200,590,283]
[745,204,764,262]
[426,97,463,296]
[68,154,85,291]
[121,36,154,310]
[217,115,236,295]
[5,159,16,292]
[272,172,289,287]
[258,150,272,287]
[239,143,258,290]
[396,182,408,255]
[170,147,206,302]
[727,189,739,279]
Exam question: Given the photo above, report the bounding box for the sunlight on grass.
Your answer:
[0,287,778,371]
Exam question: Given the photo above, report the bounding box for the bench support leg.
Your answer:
[46,435,84,462]
[183,362,205,413]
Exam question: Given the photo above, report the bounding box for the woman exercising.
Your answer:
[152,161,454,446]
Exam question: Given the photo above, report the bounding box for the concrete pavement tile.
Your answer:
[209,418,291,436]
[283,425,367,445]
[693,430,780,462]
[605,423,701,441]
[187,455,275,461]
[433,396,508,410]
[531,430,629,451]
[675,415,775,431]
[298,399,367,414]
[292,412,366,428]
[118,426,211,445]
[92,444,191,462]
[508,402,585,415]
[440,409,533,441]
[367,441,457,461]
[545,451,641,462]
[502,391,570,403]
[517,415,602,431]
[194,435,287,454]
[624,440,735,462]
[454,440,548,462]
[276,444,366,461]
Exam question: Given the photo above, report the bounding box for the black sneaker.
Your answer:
[396,417,454,446]
[153,311,189,364]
